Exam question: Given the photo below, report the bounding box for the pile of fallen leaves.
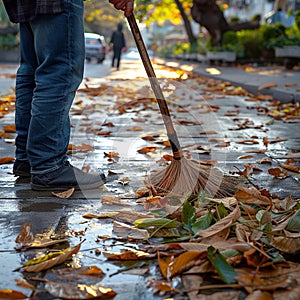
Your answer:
[3,182,300,299]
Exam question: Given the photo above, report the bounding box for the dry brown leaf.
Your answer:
[112,220,149,240]
[270,236,300,254]
[215,141,231,147]
[0,289,28,299]
[104,151,120,158]
[245,290,273,300]
[15,278,35,290]
[284,82,298,87]
[103,248,154,260]
[127,126,143,131]
[256,157,272,164]
[155,140,171,147]
[95,130,112,136]
[23,242,82,272]
[236,267,292,293]
[3,124,16,133]
[82,212,118,219]
[118,176,130,185]
[200,130,217,135]
[175,119,203,125]
[199,159,217,165]
[54,266,105,279]
[15,223,34,249]
[45,281,116,299]
[68,143,94,152]
[52,188,75,199]
[243,248,269,268]
[278,163,300,173]
[189,291,241,300]
[238,155,253,160]
[168,250,207,278]
[107,169,126,175]
[268,167,289,178]
[114,210,152,223]
[236,139,259,145]
[245,149,266,154]
[196,206,241,239]
[158,252,173,279]
[136,187,151,198]
[182,274,204,299]
[148,280,175,296]
[273,285,300,300]
[29,238,69,249]
[102,121,115,127]
[141,135,158,141]
[235,185,272,207]
[0,156,14,164]
[258,82,278,90]
[137,146,157,154]
[101,195,133,206]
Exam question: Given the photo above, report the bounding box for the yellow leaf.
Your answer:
[169,250,206,278]
[23,242,82,272]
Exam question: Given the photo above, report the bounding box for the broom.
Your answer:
[127,14,236,198]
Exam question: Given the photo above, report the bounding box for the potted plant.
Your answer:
[272,10,300,69]
[206,31,241,64]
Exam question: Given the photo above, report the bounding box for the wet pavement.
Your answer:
[0,56,300,299]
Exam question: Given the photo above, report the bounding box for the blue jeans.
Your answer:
[15,0,84,174]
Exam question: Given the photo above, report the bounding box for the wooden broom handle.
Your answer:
[127,14,183,159]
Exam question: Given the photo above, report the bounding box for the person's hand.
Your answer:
[109,0,134,17]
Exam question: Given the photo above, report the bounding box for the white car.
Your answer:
[84,33,107,63]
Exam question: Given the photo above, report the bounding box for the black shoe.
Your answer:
[13,160,31,177]
[31,161,106,191]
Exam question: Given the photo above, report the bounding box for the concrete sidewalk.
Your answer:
[0,59,299,299]
[160,58,300,103]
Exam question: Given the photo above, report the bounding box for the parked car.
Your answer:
[84,33,107,63]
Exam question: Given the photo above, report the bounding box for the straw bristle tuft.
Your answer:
[147,157,237,198]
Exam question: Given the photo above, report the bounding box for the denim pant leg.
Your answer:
[17,0,85,174]
[15,23,37,162]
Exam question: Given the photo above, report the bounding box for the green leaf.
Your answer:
[133,218,180,229]
[192,212,213,233]
[286,209,300,232]
[182,200,196,233]
[216,203,228,219]
[207,246,237,284]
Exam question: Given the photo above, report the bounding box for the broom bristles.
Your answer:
[147,157,237,198]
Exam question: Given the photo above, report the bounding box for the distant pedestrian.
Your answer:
[110,23,126,70]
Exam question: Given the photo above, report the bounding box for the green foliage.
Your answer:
[135,0,192,25]
[0,33,19,50]
[229,16,240,24]
[206,31,243,56]
[261,11,300,49]
[286,209,300,232]
[237,29,265,59]
[181,197,213,235]
[207,246,237,284]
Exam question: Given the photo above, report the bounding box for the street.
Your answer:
[0,53,300,299]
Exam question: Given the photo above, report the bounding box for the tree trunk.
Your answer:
[191,0,230,47]
[174,0,197,45]
[274,0,289,11]
[191,0,259,47]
